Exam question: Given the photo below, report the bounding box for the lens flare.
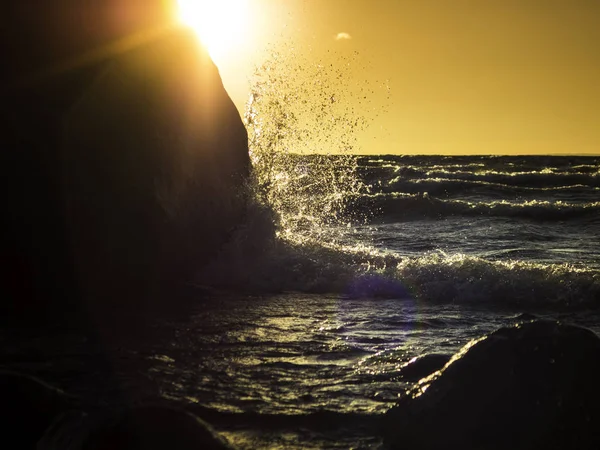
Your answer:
[177,0,249,61]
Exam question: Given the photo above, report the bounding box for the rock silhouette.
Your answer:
[0,371,235,450]
[64,28,249,309]
[0,371,80,449]
[81,405,234,450]
[0,3,249,317]
[384,320,600,450]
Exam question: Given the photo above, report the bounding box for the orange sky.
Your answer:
[209,0,600,155]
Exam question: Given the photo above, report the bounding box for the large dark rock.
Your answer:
[80,405,234,450]
[0,3,249,316]
[383,320,600,450]
[0,371,80,449]
[64,28,250,307]
[0,372,233,449]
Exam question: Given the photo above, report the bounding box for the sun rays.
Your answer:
[177,0,250,61]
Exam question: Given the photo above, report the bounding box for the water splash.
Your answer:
[193,46,390,291]
[243,46,381,244]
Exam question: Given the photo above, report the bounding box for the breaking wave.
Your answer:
[193,47,599,311]
[350,193,600,222]
[196,214,600,309]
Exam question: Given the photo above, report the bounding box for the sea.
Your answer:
[3,153,599,449]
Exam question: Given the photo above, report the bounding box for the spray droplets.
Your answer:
[244,45,382,243]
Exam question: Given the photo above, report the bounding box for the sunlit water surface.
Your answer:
[5,293,600,449]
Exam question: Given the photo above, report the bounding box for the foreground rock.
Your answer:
[0,4,249,316]
[38,404,235,450]
[64,28,250,308]
[81,405,234,450]
[0,371,234,449]
[383,320,600,450]
[0,371,80,449]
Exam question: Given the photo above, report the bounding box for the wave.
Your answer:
[235,68,599,312]
[358,155,600,172]
[347,192,600,222]
[361,166,600,191]
[410,170,600,189]
[356,156,600,196]
[194,210,600,309]
[381,177,599,198]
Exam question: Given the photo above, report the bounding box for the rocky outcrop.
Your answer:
[0,371,80,449]
[0,371,234,450]
[63,28,250,307]
[81,405,234,450]
[383,320,600,450]
[0,4,249,316]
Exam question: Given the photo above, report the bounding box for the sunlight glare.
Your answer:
[177,0,249,61]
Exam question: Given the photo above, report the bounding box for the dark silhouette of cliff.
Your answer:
[0,1,250,321]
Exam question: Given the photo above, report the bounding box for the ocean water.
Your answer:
[6,154,599,449]
[185,154,600,448]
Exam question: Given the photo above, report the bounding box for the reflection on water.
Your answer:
[3,294,600,448]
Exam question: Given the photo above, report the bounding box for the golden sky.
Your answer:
[190,0,600,155]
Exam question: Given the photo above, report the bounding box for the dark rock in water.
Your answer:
[0,371,233,449]
[0,371,80,449]
[383,320,600,450]
[64,28,249,308]
[397,353,451,382]
[82,405,234,450]
[0,4,249,316]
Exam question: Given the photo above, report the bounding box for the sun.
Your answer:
[177,0,249,61]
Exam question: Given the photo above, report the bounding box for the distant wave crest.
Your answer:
[359,156,600,193]
[349,193,600,222]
